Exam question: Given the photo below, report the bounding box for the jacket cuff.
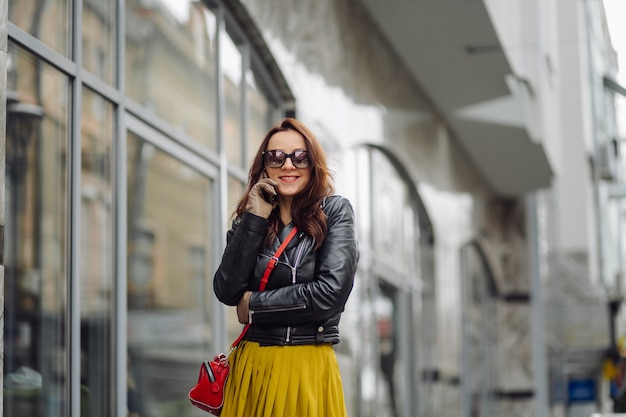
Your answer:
[238,211,269,234]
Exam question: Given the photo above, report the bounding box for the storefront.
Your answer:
[5,1,290,415]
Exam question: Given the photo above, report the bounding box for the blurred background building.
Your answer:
[0,0,624,417]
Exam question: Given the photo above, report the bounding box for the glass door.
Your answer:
[376,282,400,417]
[125,118,218,417]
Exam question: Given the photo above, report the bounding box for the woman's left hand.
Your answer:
[237,291,252,324]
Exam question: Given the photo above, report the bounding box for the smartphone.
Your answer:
[262,187,277,203]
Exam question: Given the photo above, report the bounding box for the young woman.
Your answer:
[213,118,359,417]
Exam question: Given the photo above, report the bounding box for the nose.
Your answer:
[282,156,297,169]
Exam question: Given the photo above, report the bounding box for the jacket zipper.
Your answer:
[249,304,306,327]
[291,233,306,284]
[286,233,306,342]
[252,304,306,313]
[250,301,326,344]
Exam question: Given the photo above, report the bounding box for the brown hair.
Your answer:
[234,118,334,250]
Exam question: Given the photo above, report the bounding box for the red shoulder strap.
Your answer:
[259,226,298,291]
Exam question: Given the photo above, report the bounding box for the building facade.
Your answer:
[1,1,624,417]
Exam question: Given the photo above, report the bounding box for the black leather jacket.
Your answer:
[213,196,359,346]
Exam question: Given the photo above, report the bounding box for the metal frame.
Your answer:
[114,0,127,413]
[69,0,83,414]
[527,194,549,417]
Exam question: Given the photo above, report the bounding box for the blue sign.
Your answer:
[567,379,596,403]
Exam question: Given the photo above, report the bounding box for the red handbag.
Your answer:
[188,353,231,414]
[189,227,298,415]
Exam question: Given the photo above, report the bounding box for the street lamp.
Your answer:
[6,99,44,183]
[4,91,44,381]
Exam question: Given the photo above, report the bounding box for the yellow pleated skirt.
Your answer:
[220,341,348,417]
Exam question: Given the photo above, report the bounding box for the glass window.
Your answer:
[4,44,69,417]
[246,68,274,165]
[226,175,245,222]
[126,132,214,416]
[83,0,116,85]
[222,33,243,167]
[9,0,71,57]
[461,244,497,417]
[225,176,246,341]
[80,87,115,416]
[376,283,400,417]
[371,151,409,279]
[125,1,218,150]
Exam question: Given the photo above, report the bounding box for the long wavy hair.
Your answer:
[234,118,334,250]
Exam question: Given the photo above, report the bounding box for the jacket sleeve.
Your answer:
[248,196,359,326]
[213,212,268,306]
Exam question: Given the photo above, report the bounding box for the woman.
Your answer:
[213,117,359,417]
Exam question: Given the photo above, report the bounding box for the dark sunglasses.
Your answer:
[262,149,310,169]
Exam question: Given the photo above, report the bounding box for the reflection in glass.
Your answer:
[80,87,115,416]
[125,1,218,150]
[246,68,275,166]
[126,132,214,416]
[376,284,399,417]
[4,44,69,417]
[8,0,71,57]
[226,175,245,222]
[83,0,116,84]
[225,176,246,341]
[462,244,497,417]
[223,33,243,167]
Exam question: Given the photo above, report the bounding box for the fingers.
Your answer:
[256,181,277,200]
[256,177,278,188]
[254,178,278,204]
[246,178,277,218]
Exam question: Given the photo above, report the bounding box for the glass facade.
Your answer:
[83,0,116,84]
[5,1,281,416]
[9,0,71,57]
[460,243,498,417]
[126,132,214,416]
[5,43,69,417]
[347,146,434,417]
[80,86,115,416]
[124,1,219,150]
[222,34,244,167]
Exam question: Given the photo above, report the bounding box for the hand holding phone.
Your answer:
[260,171,278,203]
[246,173,278,218]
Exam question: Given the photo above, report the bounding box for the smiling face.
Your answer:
[264,129,311,202]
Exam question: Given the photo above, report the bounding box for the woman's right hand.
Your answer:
[237,291,252,324]
[246,177,278,218]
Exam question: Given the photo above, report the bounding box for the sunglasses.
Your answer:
[262,149,310,169]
